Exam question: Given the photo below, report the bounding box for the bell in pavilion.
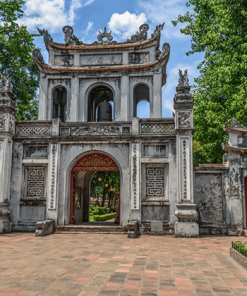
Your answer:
[97,93,112,122]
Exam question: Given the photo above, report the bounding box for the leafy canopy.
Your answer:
[172,0,247,163]
[0,0,39,120]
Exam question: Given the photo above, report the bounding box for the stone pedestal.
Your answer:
[175,203,199,237]
[0,203,12,233]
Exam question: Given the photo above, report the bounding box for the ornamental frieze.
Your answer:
[71,126,120,136]
[73,153,119,172]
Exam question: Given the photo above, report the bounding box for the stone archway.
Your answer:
[70,153,120,224]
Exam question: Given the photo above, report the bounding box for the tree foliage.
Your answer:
[90,171,120,207]
[172,0,247,163]
[0,0,39,120]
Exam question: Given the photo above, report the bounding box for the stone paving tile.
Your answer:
[0,233,247,295]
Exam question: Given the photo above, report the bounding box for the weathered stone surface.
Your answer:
[175,222,199,238]
[35,219,55,236]
[0,203,12,234]
[127,220,139,238]
[230,248,247,269]
[151,221,163,232]
[195,173,224,225]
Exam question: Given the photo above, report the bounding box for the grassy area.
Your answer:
[234,242,247,256]
[93,212,116,221]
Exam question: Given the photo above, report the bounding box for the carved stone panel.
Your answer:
[24,146,48,159]
[0,115,6,131]
[25,167,45,199]
[48,144,59,210]
[194,173,224,225]
[71,126,120,136]
[80,54,122,66]
[142,144,167,158]
[54,55,74,67]
[142,206,169,222]
[131,143,140,210]
[178,111,192,128]
[129,52,149,64]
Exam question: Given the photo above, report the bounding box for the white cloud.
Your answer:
[137,0,192,40]
[17,0,95,33]
[108,11,147,40]
[85,21,93,33]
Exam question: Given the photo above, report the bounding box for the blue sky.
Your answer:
[18,0,203,118]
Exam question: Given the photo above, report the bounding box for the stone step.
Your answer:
[242,229,247,237]
[55,224,128,234]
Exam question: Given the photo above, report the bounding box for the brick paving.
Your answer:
[0,233,247,296]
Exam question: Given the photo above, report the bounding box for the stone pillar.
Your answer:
[151,70,162,118]
[120,75,129,121]
[0,75,16,233]
[228,151,243,235]
[173,70,199,237]
[38,74,48,120]
[70,75,79,122]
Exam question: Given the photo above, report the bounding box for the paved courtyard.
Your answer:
[0,233,247,296]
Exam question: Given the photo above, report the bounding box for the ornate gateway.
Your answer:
[72,153,119,172]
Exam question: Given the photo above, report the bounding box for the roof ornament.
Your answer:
[231,117,244,128]
[94,27,117,45]
[158,43,170,62]
[0,74,12,92]
[32,48,44,64]
[128,24,149,42]
[151,23,165,38]
[178,69,189,87]
[62,26,83,46]
[37,28,53,43]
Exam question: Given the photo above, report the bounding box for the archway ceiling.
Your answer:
[73,153,119,172]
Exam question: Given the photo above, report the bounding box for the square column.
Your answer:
[0,75,16,233]
[38,74,48,120]
[173,70,199,237]
[151,71,162,118]
[70,75,79,121]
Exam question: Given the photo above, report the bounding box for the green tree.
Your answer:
[90,172,120,207]
[0,0,39,120]
[172,0,247,163]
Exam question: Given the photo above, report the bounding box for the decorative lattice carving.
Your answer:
[146,167,164,197]
[17,125,51,136]
[26,168,45,198]
[73,153,119,172]
[141,123,175,134]
[71,126,120,136]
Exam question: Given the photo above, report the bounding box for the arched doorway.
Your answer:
[70,153,120,224]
